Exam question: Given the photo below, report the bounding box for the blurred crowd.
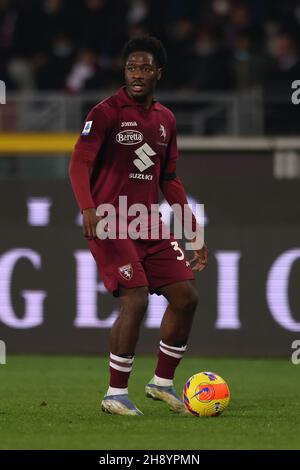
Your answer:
[1,0,300,94]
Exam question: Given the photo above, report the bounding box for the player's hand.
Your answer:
[82,208,102,239]
[190,241,209,272]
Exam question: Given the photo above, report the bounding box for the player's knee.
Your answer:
[174,286,199,314]
[184,290,199,313]
[133,290,149,315]
[121,287,149,317]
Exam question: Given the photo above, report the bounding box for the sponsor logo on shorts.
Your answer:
[116,130,143,145]
[118,264,133,280]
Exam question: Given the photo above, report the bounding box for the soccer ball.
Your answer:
[183,371,230,417]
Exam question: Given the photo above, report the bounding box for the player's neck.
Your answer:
[126,88,154,110]
[140,95,154,110]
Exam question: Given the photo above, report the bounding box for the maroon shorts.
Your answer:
[87,235,194,296]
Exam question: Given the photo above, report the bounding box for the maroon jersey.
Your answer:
[70,86,196,236]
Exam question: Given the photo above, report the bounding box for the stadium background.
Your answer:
[1,0,300,357]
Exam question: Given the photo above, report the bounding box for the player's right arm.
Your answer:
[69,105,110,238]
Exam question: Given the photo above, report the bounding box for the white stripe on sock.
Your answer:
[110,353,134,364]
[160,341,187,352]
[110,362,132,372]
[153,375,173,387]
[107,386,128,396]
[160,346,183,359]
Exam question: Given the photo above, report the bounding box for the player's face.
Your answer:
[125,52,161,102]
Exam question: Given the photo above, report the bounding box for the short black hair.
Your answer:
[123,36,167,69]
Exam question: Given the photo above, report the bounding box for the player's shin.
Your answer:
[154,341,187,385]
[102,353,143,415]
[107,353,134,396]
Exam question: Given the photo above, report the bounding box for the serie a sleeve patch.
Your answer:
[81,120,93,135]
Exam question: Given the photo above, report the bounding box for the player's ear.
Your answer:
[157,68,162,80]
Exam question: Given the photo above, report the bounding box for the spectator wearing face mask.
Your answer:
[192,26,233,91]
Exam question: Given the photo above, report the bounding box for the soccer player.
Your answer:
[69,36,208,416]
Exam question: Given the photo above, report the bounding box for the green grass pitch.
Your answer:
[0,355,300,450]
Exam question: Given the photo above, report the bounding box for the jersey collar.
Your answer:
[116,86,159,110]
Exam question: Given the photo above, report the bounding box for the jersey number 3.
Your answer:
[171,241,184,260]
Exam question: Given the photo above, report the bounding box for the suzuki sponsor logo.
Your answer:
[116,130,143,145]
[129,173,153,180]
[133,143,156,171]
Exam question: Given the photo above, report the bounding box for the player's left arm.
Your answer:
[159,118,208,272]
